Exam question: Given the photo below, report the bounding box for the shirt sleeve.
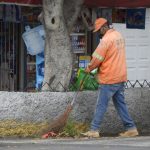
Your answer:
[87,39,110,72]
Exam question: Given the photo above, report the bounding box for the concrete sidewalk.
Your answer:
[0,136,150,146]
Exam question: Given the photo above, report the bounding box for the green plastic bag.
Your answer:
[70,68,99,91]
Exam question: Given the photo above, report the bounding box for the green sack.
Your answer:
[70,68,99,91]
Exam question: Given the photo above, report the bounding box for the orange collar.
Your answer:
[105,29,115,37]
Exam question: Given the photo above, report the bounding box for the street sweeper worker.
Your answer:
[82,18,139,138]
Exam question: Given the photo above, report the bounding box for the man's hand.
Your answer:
[84,66,91,73]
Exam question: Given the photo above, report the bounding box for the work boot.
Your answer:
[119,128,139,137]
[81,130,100,138]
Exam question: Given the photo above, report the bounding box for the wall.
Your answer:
[113,8,150,86]
[0,88,149,135]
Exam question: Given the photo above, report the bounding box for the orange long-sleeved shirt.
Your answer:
[87,29,127,84]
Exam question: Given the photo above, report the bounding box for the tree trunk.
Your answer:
[42,0,84,91]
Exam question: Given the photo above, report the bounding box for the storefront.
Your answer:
[72,1,150,88]
[0,0,150,91]
[83,0,150,88]
[0,2,41,91]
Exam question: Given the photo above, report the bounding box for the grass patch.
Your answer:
[0,120,48,138]
[0,119,89,138]
[58,120,89,138]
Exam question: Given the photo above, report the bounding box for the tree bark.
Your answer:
[42,0,84,91]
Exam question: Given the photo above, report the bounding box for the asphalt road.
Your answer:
[0,136,150,150]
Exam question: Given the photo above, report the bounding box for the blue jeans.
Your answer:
[91,82,136,131]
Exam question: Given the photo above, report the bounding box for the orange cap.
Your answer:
[93,18,107,32]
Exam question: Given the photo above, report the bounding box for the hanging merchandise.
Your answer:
[21,6,42,23]
[14,5,21,22]
[36,52,44,90]
[22,25,45,55]
[126,8,146,29]
[0,5,3,20]
[3,5,12,22]
[0,0,42,6]
[2,4,21,22]
[112,9,126,24]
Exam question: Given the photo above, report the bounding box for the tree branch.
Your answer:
[63,0,84,32]
[81,6,94,31]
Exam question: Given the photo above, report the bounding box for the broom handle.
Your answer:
[70,53,99,106]
[70,72,89,106]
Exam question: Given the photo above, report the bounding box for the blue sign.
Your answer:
[126,8,146,29]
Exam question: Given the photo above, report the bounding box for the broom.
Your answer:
[41,72,89,137]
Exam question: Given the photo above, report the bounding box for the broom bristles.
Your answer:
[40,104,73,135]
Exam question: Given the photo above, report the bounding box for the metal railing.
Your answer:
[20,79,150,92]
[0,21,19,91]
